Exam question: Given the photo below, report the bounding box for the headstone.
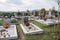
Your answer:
[3,16,11,25]
[49,9,51,17]
[24,17,30,28]
[24,17,29,24]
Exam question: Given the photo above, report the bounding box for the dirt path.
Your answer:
[16,25,25,40]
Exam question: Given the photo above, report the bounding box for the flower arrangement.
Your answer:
[3,23,9,28]
[25,22,30,26]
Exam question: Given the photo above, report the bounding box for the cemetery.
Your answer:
[0,0,60,40]
[0,11,60,40]
[0,9,60,40]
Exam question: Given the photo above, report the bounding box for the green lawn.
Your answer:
[19,20,60,40]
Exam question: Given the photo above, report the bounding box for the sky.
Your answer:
[0,0,58,11]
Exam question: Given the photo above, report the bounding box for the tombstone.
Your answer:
[24,17,29,25]
[11,16,18,23]
[3,16,11,24]
[3,16,11,28]
[49,9,52,18]
[44,17,47,21]
[40,12,43,19]
[24,17,31,29]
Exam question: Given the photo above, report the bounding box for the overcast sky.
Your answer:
[0,0,58,11]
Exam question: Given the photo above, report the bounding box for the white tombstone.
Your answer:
[33,11,35,16]
[49,9,51,17]
[56,0,60,12]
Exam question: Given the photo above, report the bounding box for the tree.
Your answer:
[52,7,58,17]
[40,8,46,19]
[51,7,56,15]
[40,8,46,13]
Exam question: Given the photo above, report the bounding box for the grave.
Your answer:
[0,16,18,40]
[35,19,53,25]
[20,17,43,34]
[35,8,60,25]
[11,16,18,23]
[35,19,60,25]
[28,16,34,20]
[0,25,18,40]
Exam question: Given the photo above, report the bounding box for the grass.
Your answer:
[19,20,60,40]
[0,20,3,25]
